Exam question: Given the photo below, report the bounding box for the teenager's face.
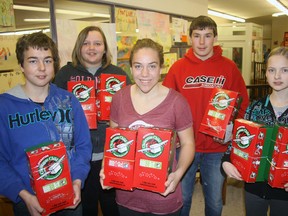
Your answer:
[21,47,54,88]
[131,47,161,94]
[266,55,288,92]
[190,28,217,61]
[81,30,105,68]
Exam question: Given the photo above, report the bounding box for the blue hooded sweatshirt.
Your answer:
[0,83,92,203]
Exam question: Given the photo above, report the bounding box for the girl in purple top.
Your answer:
[100,38,195,215]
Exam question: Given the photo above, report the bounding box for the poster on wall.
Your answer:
[117,36,137,59]
[162,53,177,74]
[0,34,24,93]
[56,19,117,67]
[115,7,137,33]
[171,17,188,43]
[136,10,172,52]
[117,59,132,83]
[0,0,15,32]
[0,34,20,71]
[0,71,25,93]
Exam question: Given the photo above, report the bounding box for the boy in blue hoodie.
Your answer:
[0,32,92,216]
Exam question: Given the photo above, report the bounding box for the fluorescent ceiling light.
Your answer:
[24,19,50,22]
[13,5,49,12]
[272,12,286,17]
[13,5,110,18]
[208,9,245,23]
[266,0,288,15]
[0,29,50,36]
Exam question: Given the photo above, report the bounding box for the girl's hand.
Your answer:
[222,162,243,181]
[99,167,113,190]
[161,171,181,197]
[284,183,288,192]
[19,190,43,216]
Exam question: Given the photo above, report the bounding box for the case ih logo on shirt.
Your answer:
[234,126,255,149]
[183,75,226,89]
[138,134,168,158]
[106,134,133,157]
[8,108,72,129]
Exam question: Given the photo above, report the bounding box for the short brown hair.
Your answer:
[129,38,164,67]
[189,15,218,37]
[16,31,60,72]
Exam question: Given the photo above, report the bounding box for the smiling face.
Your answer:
[131,47,161,94]
[80,30,105,68]
[190,28,217,61]
[21,47,54,88]
[266,55,288,92]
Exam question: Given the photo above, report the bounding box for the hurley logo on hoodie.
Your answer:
[8,108,72,129]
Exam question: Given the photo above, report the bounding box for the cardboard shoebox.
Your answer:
[133,127,176,193]
[268,125,288,188]
[199,88,242,143]
[96,74,126,121]
[26,141,74,216]
[103,127,137,190]
[231,119,275,183]
[67,80,97,129]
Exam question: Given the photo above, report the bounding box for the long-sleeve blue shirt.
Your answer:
[0,83,92,203]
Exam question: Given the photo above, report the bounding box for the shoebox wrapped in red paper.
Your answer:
[133,127,176,193]
[268,125,288,188]
[96,74,126,121]
[67,80,97,129]
[199,88,242,143]
[103,127,137,190]
[26,141,74,216]
[231,119,275,183]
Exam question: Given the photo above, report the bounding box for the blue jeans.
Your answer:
[179,151,225,216]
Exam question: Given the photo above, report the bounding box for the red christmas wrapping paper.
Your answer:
[268,125,288,188]
[26,141,74,216]
[67,80,97,129]
[103,127,137,190]
[199,88,241,143]
[133,127,176,193]
[231,119,274,183]
[96,74,126,121]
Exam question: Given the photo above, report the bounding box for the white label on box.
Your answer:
[139,159,162,169]
[42,178,67,193]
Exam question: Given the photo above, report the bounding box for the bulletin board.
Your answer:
[0,0,15,32]
[0,34,24,93]
[115,7,178,80]
[0,70,25,94]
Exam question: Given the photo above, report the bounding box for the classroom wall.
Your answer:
[91,0,208,18]
[271,16,288,49]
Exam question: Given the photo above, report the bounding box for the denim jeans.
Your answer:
[179,151,225,216]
